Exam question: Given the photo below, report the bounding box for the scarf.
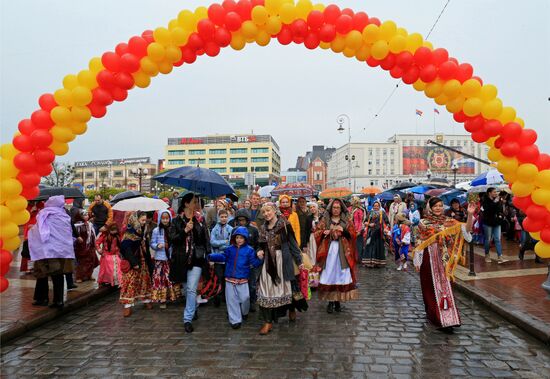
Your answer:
[280,207,293,219]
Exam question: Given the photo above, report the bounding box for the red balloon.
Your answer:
[366,57,380,67]
[483,120,503,137]
[522,217,544,233]
[13,135,34,152]
[502,122,522,140]
[181,47,197,64]
[494,137,504,149]
[204,42,221,57]
[115,72,135,90]
[92,88,114,106]
[396,51,414,69]
[277,26,293,45]
[341,8,354,17]
[197,19,216,40]
[472,76,483,85]
[515,197,534,211]
[236,0,252,21]
[21,186,40,200]
[0,250,12,268]
[101,52,121,72]
[390,66,404,79]
[31,110,53,129]
[0,277,8,293]
[13,152,37,172]
[214,27,232,47]
[17,171,41,187]
[30,130,53,148]
[540,227,550,244]
[431,48,449,66]
[89,102,108,118]
[208,3,227,26]
[142,30,154,43]
[471,131,489,143]
[419,64,437,82]
[352,12,369,31]
[319,24,336,42]
[368,17,381,26]
[225,12,242,31]
[464,116,484,133]
[402,66,420,84]
[35,163,53,177]
[291,19,308,39]
[500,141,520,157]
[438,61,458,80]
[97,70,116,89]
[304,32,320,50]
[456,63,473,83]
[250,0,263,7]
[128,36,149,56]
[518,129,538,146]
[307,11,324,30]
[33,148,55,164]
[120,54,140,73]
[38,94,57,111]
[535,153,550,170]
[115,43,130,56]
[187,33,204,50]
[453,111,467,123]
[222,0,237,11]
[413,47,432,67]
[380,54,396,71]
[18,119,35,136]
[517,145,540,164]
[323,4,341,24]
[292,35,305,45]
[110,87,128,102]
[0,263,9,277]
[335,15,353,34]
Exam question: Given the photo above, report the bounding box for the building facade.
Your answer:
[280,170,307,185]
[74,157,157,192]
[327,134,490,190]
[164,134,281,188]
[307,157,328,191]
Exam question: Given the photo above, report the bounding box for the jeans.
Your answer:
[34,274,64,304]
[483,224,502,257]
[183,266,202,323]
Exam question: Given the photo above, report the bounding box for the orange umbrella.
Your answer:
[319,187,353,200]
[361,186,383,195]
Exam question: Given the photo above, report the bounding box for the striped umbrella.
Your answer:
[271,183,316,197]
[319,187,353,200]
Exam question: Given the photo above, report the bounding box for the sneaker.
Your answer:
[231,323,241,330]
[485,255,492,263]
[397,264,403,271]
[403,262,408,271]
[497,256,509,264]
[184,322,194,333]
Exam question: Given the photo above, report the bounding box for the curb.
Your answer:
[454,279,550,346]
[0,286,115,345]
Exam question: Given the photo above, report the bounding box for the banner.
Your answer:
[403,146,475,175]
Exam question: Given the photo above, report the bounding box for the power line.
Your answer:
[362,0,452,132]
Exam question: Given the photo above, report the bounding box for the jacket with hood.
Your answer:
[208,227,263,281]
[210,221,233,255]
[229,209,260,251]
[150,210,173,261]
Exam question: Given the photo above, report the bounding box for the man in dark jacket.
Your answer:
[88,194,113,235]
[296,196,310,250]
[481,188,507,264]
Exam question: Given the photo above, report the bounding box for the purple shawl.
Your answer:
[28,195,75,261]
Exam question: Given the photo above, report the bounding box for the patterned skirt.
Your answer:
[257,249,292,309]
[151,260,181,303]
[119,256,152,305]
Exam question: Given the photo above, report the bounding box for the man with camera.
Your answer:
[480,187,508,264]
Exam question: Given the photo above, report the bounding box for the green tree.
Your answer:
[42,161,75,187]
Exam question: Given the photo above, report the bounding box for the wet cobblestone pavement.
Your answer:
[1,267,549,378]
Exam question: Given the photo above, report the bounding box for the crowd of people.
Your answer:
[21,185,542,335]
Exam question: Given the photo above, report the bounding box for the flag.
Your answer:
[416,109,423,116]
[434,108,440,114]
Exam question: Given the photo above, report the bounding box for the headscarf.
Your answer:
[278,195,293,219]
[123,212,144,242]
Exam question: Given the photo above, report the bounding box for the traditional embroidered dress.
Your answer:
[74,220,98,281]
[414,215,472,328]
[96,229,123,286]
[363,210,389,267]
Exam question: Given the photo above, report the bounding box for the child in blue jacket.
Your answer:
[208,226,264,329]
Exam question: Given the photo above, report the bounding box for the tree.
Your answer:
[42,161,75,187]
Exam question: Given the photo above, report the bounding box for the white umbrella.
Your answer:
[471,169,504,186]
[112,197,169,212]
[258,185,275,198]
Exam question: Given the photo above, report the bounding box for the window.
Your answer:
[188,158,205,165]
[251,157,269,163]
[314,172,323,180]
[376,159,380,165]
[230,148,248,154]
[209,149,226,155]
[209,158,226,164]
[113,170,123,177]
[168,159,185,165]
[168,150,185,156]
[189,149,206,155]
[230,158,248,163]
[368,149,373,156]
[230,167,247,173]
[85,172,94,178]
[251,148,269,154]
[254,167,269,172]
[376,169,380,175]
[210,168,225,173]
[368,169,372,175]
[314,161,322,167]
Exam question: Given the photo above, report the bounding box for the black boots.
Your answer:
[334,301,342,313]
[327,301,342,314]
[326,302,334,313]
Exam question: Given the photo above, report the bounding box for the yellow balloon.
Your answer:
[77,70,98,89]
[461,79,482,98]
[51,126,75,143]
[379,20,397,42]
[355,44,371,61]
[534,242,550,259]
[295,0,313,19]
[71,106,92,123]
[445,96,465,114]
[153,27,172,46]
[345,31,363,50]
[171,27,190,46]
[3,236,20,251]
[147,43,166,62]
[256,30,271,46]
[330,35,346,53]
[530,232,541,240]
[168,19,179,31]
[462,97,483,117]
[497,157,519,174]
[72,86,93,106]
[49,141,69,156]
[535,170,550,189]
[178,10,197,30]
[194,6,208,20]
[511,182,534,198]
[251,6,269,25]
[0,205,13,225]
[413,80,427,92]
[487,147,503,162]
[481,98,503,119]
[486,137,497,148]
[158,61,173,75]
[88,57,104,73]
[497,106,517,125]
[479,84,498,101]
[371,40,389,60]
[423,41,433,50]
[515,117,525,128]
[516,163,539,183]
[424,80,444,99]
[63,74,79,90]
[396,27,408,37]
[0,179,22,199]
[442,80,461,99]
[230,32,246,50]
[531,188,550,206]
[265,0,283,15]
[343,48,356,58]
[265,16,283,35]
[140,57,159,77]
[405,33,423,53]
[10,209,30,226]
[0,159,19,179]
[0,222,19,239]
[434,93,449,106]
[319,41,331,50]
[242,21,259,39]
[5,195,27,212]
[133,71,151,89]
[388,35,407,54]
[50,106,73,125]
[165,46,182,63]
[71,122,88,135]
[313,3,325,12]
[53,88,73,107]
[362,24,380,44]
[503,172,517,183]
[279,3,296,24]
[0,144,19,160]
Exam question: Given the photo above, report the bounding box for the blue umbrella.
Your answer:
[153,166,235,199]
[404,185,436,194]
[471,169,504,186]
[375,190,406,201]
[440,189,467,205]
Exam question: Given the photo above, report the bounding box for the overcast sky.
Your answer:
[1,0,549,170]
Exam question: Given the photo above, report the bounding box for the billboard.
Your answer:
[403,146,475,175]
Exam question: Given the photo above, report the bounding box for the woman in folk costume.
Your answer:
[73,210,99,282]
[315,198,358,313]
[349,196,366,262]
[96,222,123,287]
[119,212,153,317]
[413,197,475,332]
[278,195,302,248]
[363,201,390,268]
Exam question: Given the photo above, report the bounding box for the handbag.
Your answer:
[120,259,131,273]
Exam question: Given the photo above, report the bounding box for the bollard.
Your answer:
[468,241,476,277]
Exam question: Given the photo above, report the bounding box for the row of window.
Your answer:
[168,157,269,165]
[168,148,270,156]
[210,167,270,173]
[83,171,133,178]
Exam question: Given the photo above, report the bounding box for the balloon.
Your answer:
[242,21,259,38]
[222,0,238,12]
[424,80,444,98]
[71,106,92,123]
[431,48,449,66]
[319,24,336,42]
[279,3,297,24]
[38,94,57,111]
[21,186,40,200]
[0,277,8,292]
[500,141,520,157]
[225,12,243,31]
[18,119,35,136]
[77,70,98,89]
[330,35,346,53]
[265,16,283,35]
[35,163,53,177]
[461,79,482,98]
[205,42,221,56]
[481,98,503,119]
[147,42,166,62]
[402,66,419,84]
[115,42,130,56]
[419,64,437,83]
[414,47,432,67]
[96,70,116,89]
[502,122,522,140]
[388,35,406,54]
[438,61,458,80]
[405,33,423,53]
[0,223,19,240]
[483,120,503,137]
[479,84,497,101]
[5,195,27,212]
[129,36,149,56]
[516,164,539,183]
[12,135,33,152]
[0,178,22,199]
[29,130,53,149]
[462,97,483,117]
[498,106,517,124]
[532,188,550,206]
[290,19,308,39]
[518,129,537,146]
[345,31,362,50]
[101,52,121,72]
[323,4,341,24]
[0,160,18,180]
[536,154,550,171]
[335,15,353,34]
[0,250,13,268]
[471,131,489,143]
[236,0,252,20]
[230,32,247,50]
[16,171,41,188]
[512,182,535,198]
[3,236,20,252]
[371,40,389,60]
[71,122,88,135]
[13,152,37,172]
[535,242,550,259]
[389,66,404,79]
[31,110,53,129]
[307,10,324,29]
[517,145,540,164]
[497,157,519,174]
[197,19,216,40]
[412,80,426,91]
[304,32,320,50]
[62,74,79,90]
[379,20,397,41]
[487,147,503,162]
[456,63,473,83]
[208,3,227,26]
[362,24,379,44]
[251,6,269,25]
[89,102,108,118]
[442,79,462,99]
[355,45,371,61]
[50,126,75,143]
[0,206,12,225]
[522,217,544,232]
[395,51,413,69]
[352,12,369,31]
[536,170,550,189]
[214,28,232,47]
[277,26,293,45]
[165,46,183,63]
[120,54,140,73]
[53,88,73,107]
[379,54,396,71]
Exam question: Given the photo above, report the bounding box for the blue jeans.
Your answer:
[483,224,502,257]
[183,266,202,323]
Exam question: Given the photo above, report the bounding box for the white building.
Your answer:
[327,134,489,190]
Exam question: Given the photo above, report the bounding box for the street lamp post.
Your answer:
[131,163,149,193]
[451,162,459,187]
[337,114,352,189]
[427,168,432,181]
[353,163,360,193]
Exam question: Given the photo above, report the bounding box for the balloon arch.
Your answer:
[0,0,549,292]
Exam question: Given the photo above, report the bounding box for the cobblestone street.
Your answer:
[1,266,549,379]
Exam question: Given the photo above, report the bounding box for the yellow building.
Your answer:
[164,134,281,188]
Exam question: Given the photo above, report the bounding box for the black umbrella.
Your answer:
[110,190,143,204]
[34,186,85,201]
[391,182,417,190]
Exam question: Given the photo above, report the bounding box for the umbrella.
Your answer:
[112,197,169,212]
[468,184,511,194]
[424,178,451,187]
[404,185,436,194]
[258,185,275,198]
[361,186,383,195]
[34,186,85,201]
[153,166,235,199]
[375,190,406,201]
[471,169,504,186]
[391,182,417,190]
[271,183,316,197]
[110,190,143,204]
[425,188,454,197]
[439,189,467,205]
[319,187,353,200]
